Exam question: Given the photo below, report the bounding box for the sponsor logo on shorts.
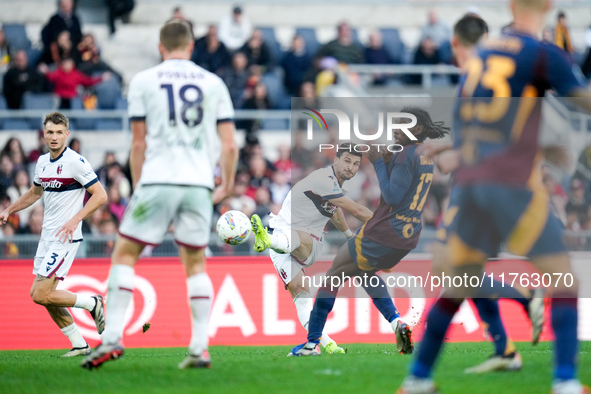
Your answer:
[280,269,288,280]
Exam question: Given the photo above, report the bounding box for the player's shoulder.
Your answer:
[309,165,335,181]
[63,148,90,165]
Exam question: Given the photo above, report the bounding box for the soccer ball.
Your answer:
[216,210,252,245]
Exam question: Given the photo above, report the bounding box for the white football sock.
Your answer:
[294,292,314,330]
[61,323,87,348]
[73,294,96,311]
[293,292,334,347]
[102,264,134,345]
[391,317,401,332]
[270,233,290,253]
[187,272,213,356]
[270,231,301,254]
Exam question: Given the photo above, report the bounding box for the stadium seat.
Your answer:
[261,71,290,109]
[22,93,58,110]
[115,97,128,110]
[261,118,289,130]
[26,47,43,67]
[257,26,283,66]
[379,28,406,63]
[439,40,453,64]
[294,27,320,57]
[2,119,33,131]
[350,28,361,46]
[94,119,123,131]
[69,98,98,129]
[3,24,31,50]
[95,78,122,110]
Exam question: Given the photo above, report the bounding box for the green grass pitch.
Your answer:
[1,342,589,393]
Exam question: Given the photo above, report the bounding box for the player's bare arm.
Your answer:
[213,121,238,204]
[328,195,373,223]
[56,181,107,243]
[329,207,355,238]
[129,119,147,189]
[0,184,43,224]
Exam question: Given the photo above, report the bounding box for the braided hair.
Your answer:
[401,107,450,143]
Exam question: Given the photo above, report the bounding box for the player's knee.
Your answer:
[30,289,50,305]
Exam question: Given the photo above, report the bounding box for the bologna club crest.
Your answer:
[57,165,63,175]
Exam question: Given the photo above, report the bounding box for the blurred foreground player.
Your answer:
[422,14,546,374]
[0,112,107,357]
[82,20,238,370]
[251,143,373,355]
[401,0,591,392]
[290,108,449,356]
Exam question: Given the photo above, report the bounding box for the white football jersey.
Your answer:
[276,166,346,236]
[127,59,235,188]
[33,148,99,242]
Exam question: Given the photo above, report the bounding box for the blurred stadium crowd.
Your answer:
[1,1,591,257]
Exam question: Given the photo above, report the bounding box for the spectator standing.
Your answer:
[240,29,272,69]
[364,31,398,85]
[420,10,452,48]
[191,25,231,75]
[281,35,312,95]
[106,0,135,36]
[221,51,249,107]
[218,5,253,52]
[3,51,45,109]
[41,0,82,62]
[554,11,574,55]
[317,22,364,64]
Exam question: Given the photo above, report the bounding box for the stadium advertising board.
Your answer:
[1,256,590,350]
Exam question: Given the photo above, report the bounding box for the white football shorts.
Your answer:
[33,239,81,280]
[119,184,212,249]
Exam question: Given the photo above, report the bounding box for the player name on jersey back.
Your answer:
[128,59,235,189]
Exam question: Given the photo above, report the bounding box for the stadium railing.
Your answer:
[0,109,293,132]
[345,64,462,90]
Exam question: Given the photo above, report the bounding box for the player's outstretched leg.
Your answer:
[251,214,271,252]
[81,342,125,369]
